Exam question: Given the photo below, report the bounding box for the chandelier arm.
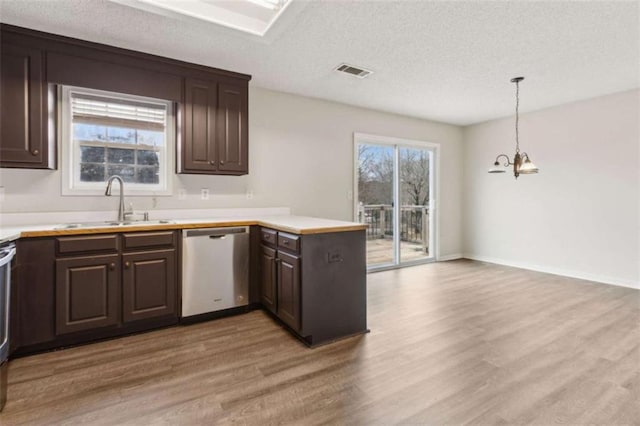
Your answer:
[495,154,512,167]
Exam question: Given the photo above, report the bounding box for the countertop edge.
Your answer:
[12,219,368,239]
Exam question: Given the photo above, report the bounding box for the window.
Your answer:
[60,86,174,195]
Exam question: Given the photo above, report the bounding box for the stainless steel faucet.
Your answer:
[105,175,125,222]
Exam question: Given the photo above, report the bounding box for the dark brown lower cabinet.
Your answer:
[12,231,179,356]
[276,251,301,331]
[122,249,176,323]
[258,227,367,347]
[259,245,277,313]
[55,254,120,335]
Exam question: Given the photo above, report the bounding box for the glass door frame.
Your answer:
[353,132,439,272]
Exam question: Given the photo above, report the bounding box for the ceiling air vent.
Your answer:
[334,63,373,79]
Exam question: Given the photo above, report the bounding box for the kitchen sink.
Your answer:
[54,220,175,230]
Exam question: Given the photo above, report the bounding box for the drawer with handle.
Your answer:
[57,234,119,255]
[277,233,300,253]
[260,228,277,246]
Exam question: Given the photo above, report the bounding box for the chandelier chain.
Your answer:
[515,80,520,153]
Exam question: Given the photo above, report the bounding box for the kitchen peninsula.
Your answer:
[4,213,368,356]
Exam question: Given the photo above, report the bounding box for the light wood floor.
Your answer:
[2,260,639,425]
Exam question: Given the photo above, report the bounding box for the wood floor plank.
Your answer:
[1,260,638,425]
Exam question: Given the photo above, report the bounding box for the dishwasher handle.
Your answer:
[209,235,226,240]
[183,227,248,238]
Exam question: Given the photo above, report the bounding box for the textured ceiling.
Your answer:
[1,0,638,125]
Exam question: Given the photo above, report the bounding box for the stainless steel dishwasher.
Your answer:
[182,227,249,318]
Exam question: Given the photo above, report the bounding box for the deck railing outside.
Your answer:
[357,204,429,253]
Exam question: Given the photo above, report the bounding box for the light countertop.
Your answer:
[0,215,367,244]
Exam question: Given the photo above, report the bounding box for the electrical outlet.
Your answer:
[0,187,4,203]
[347,190,353,200]
[200,188,210,200]
[327,250,343,263]
[178,189,187,200]
[246,190,254,200]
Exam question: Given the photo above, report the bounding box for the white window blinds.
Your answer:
[71,93,166,131]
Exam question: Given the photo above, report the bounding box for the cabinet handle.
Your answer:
[109,263,116,270]
[220,160,225,165]
[124,261,131,268]
[282,240,289,245]
[31,149,39,156]
[275,258,281,264]
[209,160,216,165]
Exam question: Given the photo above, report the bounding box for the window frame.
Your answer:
[59,85,175,196]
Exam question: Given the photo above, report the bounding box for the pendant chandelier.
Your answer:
[488,77,539,179]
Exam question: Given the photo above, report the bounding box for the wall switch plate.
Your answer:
[347,190,353,200]
[178,189,187,200]
[200,188,209,200]
[0,187,4,203]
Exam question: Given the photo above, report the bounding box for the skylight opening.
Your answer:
[246,0,284,10]
[111,0,293,37]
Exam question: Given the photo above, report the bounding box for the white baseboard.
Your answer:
[438,253,464,261]
[463,253,639,290]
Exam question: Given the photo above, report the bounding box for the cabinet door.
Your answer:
[0,43,50,168]
[183,78,217,172]
[277,251,301,331]
[15,238,56,348]
[122,249,176,323]
[260,244,277,313]
[217,82,248,174]
[55,255,119,335]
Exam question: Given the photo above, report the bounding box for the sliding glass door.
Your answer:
[355,135,435,270]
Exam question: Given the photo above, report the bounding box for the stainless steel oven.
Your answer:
[0,242,16,412]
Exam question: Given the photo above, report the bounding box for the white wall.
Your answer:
[248,89,464,257]
[0,87,464,257]
[462,89,640,288]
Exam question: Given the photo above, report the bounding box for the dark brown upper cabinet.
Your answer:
[182,78,218,173]
[0,42,54,169]
[179,77,248,175]
[217,82,248,173]
[0,24,251,173]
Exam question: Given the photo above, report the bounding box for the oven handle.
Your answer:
[0,247,15,268]
[0,247,14,357]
